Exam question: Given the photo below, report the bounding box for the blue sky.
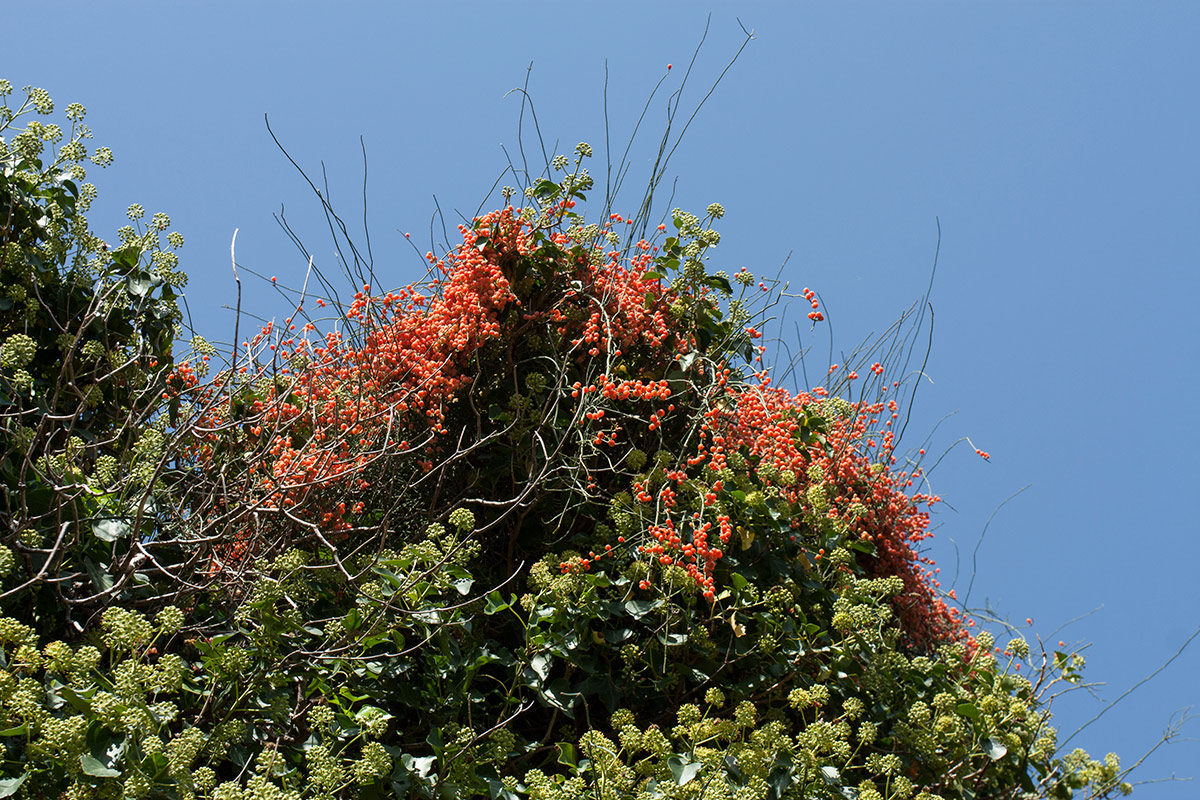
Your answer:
[7,2,1199,793]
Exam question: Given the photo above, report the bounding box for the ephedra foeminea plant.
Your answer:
[159,142,1127,797]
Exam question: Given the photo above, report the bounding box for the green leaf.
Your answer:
[530,652,552,681]
[339,686,371,703]
[110,246,140,273]
[371,566,405,588]
[484,591,511,615]
[556,742,578,768]
[126,272,154,298]
[956,702,981,720]
[603,628,633,644]
[846,538,876,556]
[585,572,612,588]
[141,751,169,780]
[706,274,733,293]
[533,179,559,198]
[83,556,114,594]
[767,761,794,800]
[642,271,664,281]
[0,775,26,798]
[668,756,701,786]
[983,737,1008,760]
[80,754,121,778]
[538,680,578,715]
[401,754,436,778]
[92,517,130,542]
[623,598,662,619]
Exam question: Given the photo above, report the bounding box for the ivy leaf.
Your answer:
[533,179,559,198]
[706,273,733,293]
[80,755,120,778]
[668,756,701,786]
[658,631,687,646]
[83,556,114,594]
[126,272,155,298]
[92,518,130,542]
[0,776,25,798]
[537,680,578,715]
[110,245,141,273]
[556,742,577,768]
[956,702,981,720]
[530,652,552,681]
[484,591,512,615]
[623,598,661,619]
[766,755,795,800]
[603,628,633,644]
[984,737,1008,760]
[401,754,436,779]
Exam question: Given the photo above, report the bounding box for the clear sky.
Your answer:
[6,2,1199,794]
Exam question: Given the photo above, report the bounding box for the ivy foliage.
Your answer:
[0,80,188,646]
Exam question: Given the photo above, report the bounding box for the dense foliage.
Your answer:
[0,83,1131,800]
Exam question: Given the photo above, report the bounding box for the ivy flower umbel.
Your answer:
[100,607,154,651]
[1,334,36,370]
[26,86,53,114]
[156,606,184,636]
[1007,636,1030,658]
[354,741,392,784]
[448,507,475,533]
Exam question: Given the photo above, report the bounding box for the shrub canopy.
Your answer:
[0,82,1129,800]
